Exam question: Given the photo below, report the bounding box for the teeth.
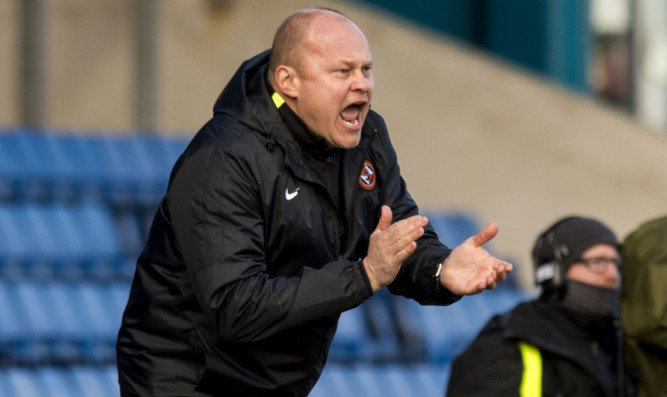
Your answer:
[343,118,359,127]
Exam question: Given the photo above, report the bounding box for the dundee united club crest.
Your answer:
[359,160,376,190]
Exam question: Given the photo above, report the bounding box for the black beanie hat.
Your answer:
[532,216,619,271]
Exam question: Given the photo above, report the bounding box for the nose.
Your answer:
[351,70,373,93]
[606,262,621,285]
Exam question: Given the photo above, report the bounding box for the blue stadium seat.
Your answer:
[312,363,451,397]
[71,365,120,397]
[405,300,472,363]
[329,305,371,363]
[4,367,46,397]
[71,203,124,278]
[12,130,87,202]
[0,281,36,365]
[424,362,451,396]
[0,130,25,201]
[361,290,422,362]
[0,365,120,397]
[69,133,184,207]
[0,201,125,280]
[3,281,127,365]
[354,364,415,397]
[0,128,188,205]
[424,210,482,248]
[15,282,68,363]
[37,366,80,397]
[62,283,120,363]
[330,291,419,364]
[310,364,365,397]
[393,287,532,363]
[0,204,34,279]
[384,364,448,397]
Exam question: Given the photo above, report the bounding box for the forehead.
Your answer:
[304,15,372,62]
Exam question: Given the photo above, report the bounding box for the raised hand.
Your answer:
[363,205,428,292]
[439,222,513,295]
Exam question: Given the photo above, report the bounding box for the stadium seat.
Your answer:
[0,130,25,201]
[4,367,47,397]
[0,365,122,397]
[0,281,37,365]
[403,286,532,363]
[329,305,372,363]
[0,201,125,280]
[312,363,451,397]
[423,210,483,248]
[2,281,127,365]
[71,365,120,397]
[0,128,188,206]
[0,204,33,279]
[37,366,81,397]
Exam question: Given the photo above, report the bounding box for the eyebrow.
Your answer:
[334,59,373,68]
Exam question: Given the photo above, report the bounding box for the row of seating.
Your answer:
[0,365,119,397]
[311,362,451,397]
[332,287,532,364]
[0,128,189,206]
[0,202,132,281]
[0,363,449,397]
[0,281,128,366]
[0,278,530,367]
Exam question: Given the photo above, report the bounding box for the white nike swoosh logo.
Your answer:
[285,187,300,200]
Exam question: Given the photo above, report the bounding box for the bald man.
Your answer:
[116,8,512,396]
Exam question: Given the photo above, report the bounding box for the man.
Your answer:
[447,216,636,397]
[117,8,512,396]
[621,215,667,397]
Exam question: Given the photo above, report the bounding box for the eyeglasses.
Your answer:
[577,256,621,274]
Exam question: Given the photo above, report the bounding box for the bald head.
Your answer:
[268,8,361,82]
[268,8,374,148]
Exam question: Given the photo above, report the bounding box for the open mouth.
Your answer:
[340,103,364,128]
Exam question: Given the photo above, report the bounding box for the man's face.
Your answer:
[566,243,621,289]
[290,15,374,149]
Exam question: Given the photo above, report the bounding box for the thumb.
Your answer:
[471,222,499,247]
[375,205,393,232]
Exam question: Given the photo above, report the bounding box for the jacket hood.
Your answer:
[212,50,282,137]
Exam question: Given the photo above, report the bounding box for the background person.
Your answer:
[621,215,667,397]
[446,216,637,397]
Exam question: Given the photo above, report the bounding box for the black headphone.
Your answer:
[532,217,576,297]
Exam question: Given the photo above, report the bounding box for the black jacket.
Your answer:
[446,299,633,397]
[116,50,459,396]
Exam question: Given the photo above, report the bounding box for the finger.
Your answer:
[384,223,424,260]
[502,262,514,273]
[384,215,427,244]
[471,222,499,247]
[475,280,487,293]
[394,240,418,264]
[494,270,507,283]
[375,205,393,232]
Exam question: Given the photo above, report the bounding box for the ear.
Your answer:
[274,65,299,99]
